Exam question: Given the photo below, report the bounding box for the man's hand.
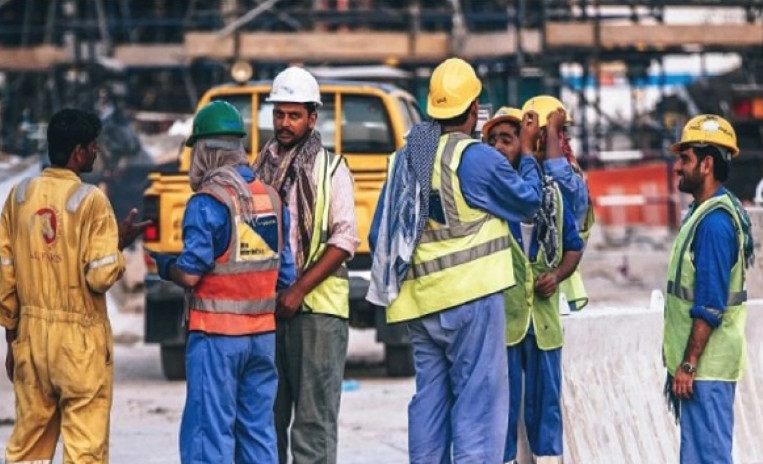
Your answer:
[118,208,152,251]
[534,271,559,299]
[672,369,694,400]
[519,110,541,156]
[276,284,306,319]
[546,108,566,136]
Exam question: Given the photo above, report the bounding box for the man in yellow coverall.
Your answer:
[0,108,149,464]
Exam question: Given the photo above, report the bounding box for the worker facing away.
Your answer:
[252,66,359,464]
[1,108,149,464]
[484,107,584,464]
[150,100,296,464]
[520,96,594,312]
[367,57,542,463]
[663,114,754,464]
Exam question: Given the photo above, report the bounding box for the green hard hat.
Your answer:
[186,100,246,147]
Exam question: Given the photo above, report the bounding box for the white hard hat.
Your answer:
[267,66,322,106]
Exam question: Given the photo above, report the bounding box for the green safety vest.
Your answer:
[387,133,515,323]
[663,193,747,381]
[559,199,594,310]
[302,149,350,319]
[504,183,565,350]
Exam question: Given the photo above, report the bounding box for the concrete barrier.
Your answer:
[536,302,763,464]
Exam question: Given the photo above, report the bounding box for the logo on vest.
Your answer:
[32,207,59,245]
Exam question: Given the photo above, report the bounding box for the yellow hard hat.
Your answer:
[427,58,482,120]
[481,106,523,139]
[521,95,573,128]
[669,114,739,158]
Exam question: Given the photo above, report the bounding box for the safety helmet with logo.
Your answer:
[427,58,482,120]
[481,106,523,139]
[186,100,246,147]
[266,66,322,106]
[521,95,573,128]
[669,114,739,158]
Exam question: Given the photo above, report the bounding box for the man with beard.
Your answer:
[252,66,359,464]
[1,108,149,463]
[483,107,583,464]
[663,114,754,464]
[151,100,295,463]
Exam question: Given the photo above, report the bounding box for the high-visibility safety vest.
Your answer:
[504,183,565,350]
[187,179,283,336]
[559,200,594,310]
[663,193,747,381]
[301,149,351,319]
[386,132,515,323]
[0,168,126,328]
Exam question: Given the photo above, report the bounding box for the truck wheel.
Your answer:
[384,344,415,377]
[160,344,186,381]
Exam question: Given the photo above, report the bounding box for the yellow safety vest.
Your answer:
[387,132,515,323]
[663,193,747,381]
[559,199,594,310]
[504,183,565,350]
[302,149,350,319]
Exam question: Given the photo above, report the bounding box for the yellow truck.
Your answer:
[142,79,421,380]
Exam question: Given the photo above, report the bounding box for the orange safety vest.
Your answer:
[187,180,283,336]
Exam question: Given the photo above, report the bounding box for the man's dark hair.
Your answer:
[305,102,318,115]
[47,109,102,167]
[435,100,475,127]
[692,144,730,183]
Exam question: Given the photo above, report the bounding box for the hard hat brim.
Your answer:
[265,96,323,107]
[669,141,741,158]
[481,115,521,139]
[185,131,246,147]
[427,97,474,120]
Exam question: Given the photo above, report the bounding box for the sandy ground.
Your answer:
[0,154,672,463]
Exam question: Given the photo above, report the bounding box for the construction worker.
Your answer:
[252,66,359,464]
[663,114,753,464]
[367,58,542,463]
[0,108,149,463]
[522,96,594,311]
[150,100,295,463]
[483,107,584,464]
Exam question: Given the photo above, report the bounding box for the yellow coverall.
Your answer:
[0,168,126,464]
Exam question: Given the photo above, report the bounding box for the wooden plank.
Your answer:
[547,23,763,49]
[113,45,186,67]
[0,45,68,70]
[185,33,235,59]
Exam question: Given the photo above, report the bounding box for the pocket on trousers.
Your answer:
[11,337,35,386]
[439,305,476,331]
[57,327,108,397]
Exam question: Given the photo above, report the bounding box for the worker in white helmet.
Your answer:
[252,66,359,464]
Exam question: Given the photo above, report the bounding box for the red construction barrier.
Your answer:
[587,161,682,228]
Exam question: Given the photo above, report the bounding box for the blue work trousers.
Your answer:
[407,292,509,464]
[179,331,278,464]
[680,380,735,464]
[504,334,563,463]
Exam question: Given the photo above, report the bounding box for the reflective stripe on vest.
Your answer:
[66,184,96,213]
[189,179,282,320]
[386,132,515,323]
[504,183,565,349]
[302,149,351,318]
[663,193,747,381]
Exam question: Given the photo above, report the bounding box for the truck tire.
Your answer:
[160,344,186,381]
[384,344,415,377]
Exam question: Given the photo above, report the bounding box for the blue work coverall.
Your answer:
[174,165,296,464]
[503,198,583,463]
[371,144,542,464]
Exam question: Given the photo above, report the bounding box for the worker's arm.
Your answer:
[277,204,297,291]
[673,208,737,399]
[0,191,19,339]
[276,163,358,318]
[544,109,589,227]
[82,189,127,294]
[535,199,585,298]
[157,194,227,289]
[458,145,542,223]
